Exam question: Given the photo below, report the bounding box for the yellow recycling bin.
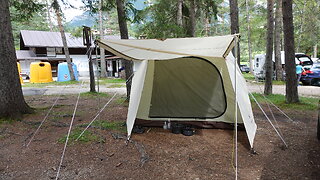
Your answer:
[29,62,53,83]
[17,62,23,84]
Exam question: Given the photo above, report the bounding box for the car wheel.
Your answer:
[311,79,320,86]
[301,81,310,85]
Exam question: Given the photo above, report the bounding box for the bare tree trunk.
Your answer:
[314,44,318,58]
[274,0,283,80]
[229,0,240,65]
[0,0,33,119]
[245,0,253,73]
[264,0,274,95]
[99,0,107,78]
[46,0,53,31]
[187,0,196,37]
[177,0,183,26]
[53,0,75,81]
[283,0,299,103]
[296,0,307,53]
[116,0,133,99]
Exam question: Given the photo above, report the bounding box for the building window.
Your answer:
[47,47,56,57]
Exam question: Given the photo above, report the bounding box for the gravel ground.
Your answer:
[22,79,319,98]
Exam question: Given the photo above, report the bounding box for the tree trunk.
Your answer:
[0,0,32,119]
[187,0,196,37]
[99,0,107,78]
[177,0,183,26]
[245,0,253,74]
[274,0,283,80]
[53,0,75,81]
[46,0,53,32]
[264,0,275,95]
[314,44,318,58]
[229,0,240,65]
[116,0,133,99]
[296,0,307,53]
[282,0,299,103]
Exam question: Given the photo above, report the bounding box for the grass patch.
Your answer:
[22,80,79,88]
[58,128,101,144]
[250,93,319,111]
[80,92,110,98]
[242,73,255,81]
[91,120,126,132]
[108,84,126,88]
[0,118,16,127]
[99,78,125,84]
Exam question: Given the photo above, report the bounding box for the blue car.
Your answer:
[301,63,320,86]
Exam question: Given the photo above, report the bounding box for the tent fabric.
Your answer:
[97,35,236,60]
[96,35,257,148]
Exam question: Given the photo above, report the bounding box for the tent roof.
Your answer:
[97,35,238,60]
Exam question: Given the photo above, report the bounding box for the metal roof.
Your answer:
[20,30,86,48]
[16,50,48,60]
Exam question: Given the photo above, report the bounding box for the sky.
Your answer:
[62,0,85,22]
[62,0,148,22]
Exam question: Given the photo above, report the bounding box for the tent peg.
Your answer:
[250,148,257,155]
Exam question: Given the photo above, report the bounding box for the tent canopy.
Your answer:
[97,35,236,60]
[96,35,257,148]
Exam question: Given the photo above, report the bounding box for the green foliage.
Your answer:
[9,0,45,22]
[250,93,318,111]
[10,1,50,48]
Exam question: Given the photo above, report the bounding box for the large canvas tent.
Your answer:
[97,35,257,148]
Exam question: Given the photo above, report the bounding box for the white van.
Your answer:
[253,52,313,80]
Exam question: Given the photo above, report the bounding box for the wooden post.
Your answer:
[83,26,96,92]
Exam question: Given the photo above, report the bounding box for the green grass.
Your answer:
[242,73,285,85]
[80,92,110,98]
[58,128,102,144]
[242,73,255,81]
[108,84,126,88]
[0,118,16,127]
[250,93,319,111]
[22,80,79,88]
[91,120,126,132]
[98,78,126,85]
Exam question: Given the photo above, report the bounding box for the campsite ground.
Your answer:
[0,91,319,180]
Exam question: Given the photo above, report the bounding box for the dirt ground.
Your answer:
[0,94,319,180]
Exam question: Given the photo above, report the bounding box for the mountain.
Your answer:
[66,11,97,28]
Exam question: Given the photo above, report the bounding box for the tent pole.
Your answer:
[234,35,238,180]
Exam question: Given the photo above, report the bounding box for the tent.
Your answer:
[97,35,257,148]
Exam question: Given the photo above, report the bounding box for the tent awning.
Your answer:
[96,35,238,60]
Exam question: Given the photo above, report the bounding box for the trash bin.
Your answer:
[29,62,53,83]
[17,62,23,84]
[57,62,79,82]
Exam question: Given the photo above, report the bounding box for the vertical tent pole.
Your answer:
[234,35,238,180]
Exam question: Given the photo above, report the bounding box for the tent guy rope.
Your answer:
[75,93,118,141]
[55,81,84,180]
[249,92,288,147]
[25,85,67,147]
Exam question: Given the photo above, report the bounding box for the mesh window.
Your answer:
[149,57,227,118]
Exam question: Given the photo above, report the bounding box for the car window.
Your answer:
[298,57,311,62]
[311,64,320,70]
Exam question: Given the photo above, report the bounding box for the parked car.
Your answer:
[240,64,250,73]
[295,53,313,70]
[300,63,320,86]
